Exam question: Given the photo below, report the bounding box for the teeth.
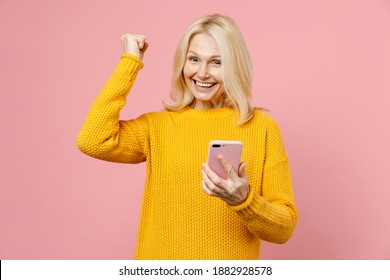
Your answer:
[196,81,214,88]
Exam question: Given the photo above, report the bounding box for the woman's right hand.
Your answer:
[121,34,149,60]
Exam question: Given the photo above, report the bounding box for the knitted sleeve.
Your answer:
[76,54,149,163]
[229,118,298,244]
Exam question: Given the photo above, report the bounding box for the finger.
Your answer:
[238,161,247,178]
[137,39,145,50]
[202,163,226,188]
[202,179,236,205]
[142,41,149,52]
[201,168,224,194]
[133,34,146,49]
[121,34,145,47]
[121,34,128,45]
[134,34,146,40]
[202,180,218,197]
[217,155,239,180]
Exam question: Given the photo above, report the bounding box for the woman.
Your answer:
[77,14,298,260]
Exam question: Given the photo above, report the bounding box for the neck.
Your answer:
[194,99,225,110]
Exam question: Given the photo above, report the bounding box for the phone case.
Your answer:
[207,140,243,179]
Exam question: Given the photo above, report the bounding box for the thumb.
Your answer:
[137,38,146,50]
[238,161,247,178]
[138,41,148,61]
[141,41,149,52]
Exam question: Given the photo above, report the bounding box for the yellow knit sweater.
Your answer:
[77,54,298,259]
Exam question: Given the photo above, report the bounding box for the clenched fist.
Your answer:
[121,34,148,60]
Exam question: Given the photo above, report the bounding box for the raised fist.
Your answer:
[121,34,148,60]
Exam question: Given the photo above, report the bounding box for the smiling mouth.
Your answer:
[193,80,216,88]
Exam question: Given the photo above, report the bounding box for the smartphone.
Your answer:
[207,140,243,179]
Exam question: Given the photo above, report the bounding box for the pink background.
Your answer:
[1,0,390,259]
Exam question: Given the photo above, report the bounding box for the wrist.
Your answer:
[227,184,255,211]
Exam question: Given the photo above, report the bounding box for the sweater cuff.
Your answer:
[120,53,144,68]
[228,186,270,221]
[228,184,256,211]
[111,54,144,81]
[119,53,144,76]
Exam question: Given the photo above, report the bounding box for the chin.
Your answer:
[193,92,217,102]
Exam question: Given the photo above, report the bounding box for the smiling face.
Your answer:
[183,33,224,109]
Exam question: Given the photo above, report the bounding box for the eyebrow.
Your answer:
[187,50,221,59]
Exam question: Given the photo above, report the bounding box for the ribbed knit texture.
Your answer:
[77,54,298,259]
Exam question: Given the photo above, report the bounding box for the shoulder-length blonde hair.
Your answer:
[163,14,255,125]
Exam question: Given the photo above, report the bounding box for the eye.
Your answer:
[212,60,222,65]
[188,56,199,62]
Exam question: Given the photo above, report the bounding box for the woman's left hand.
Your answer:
[202,155,249,206]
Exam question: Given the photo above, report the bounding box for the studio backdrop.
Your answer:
[0,0,389,259]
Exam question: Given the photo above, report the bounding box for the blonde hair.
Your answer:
[163,14,255,125]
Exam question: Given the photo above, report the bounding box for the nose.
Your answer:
[197,63,210,80]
